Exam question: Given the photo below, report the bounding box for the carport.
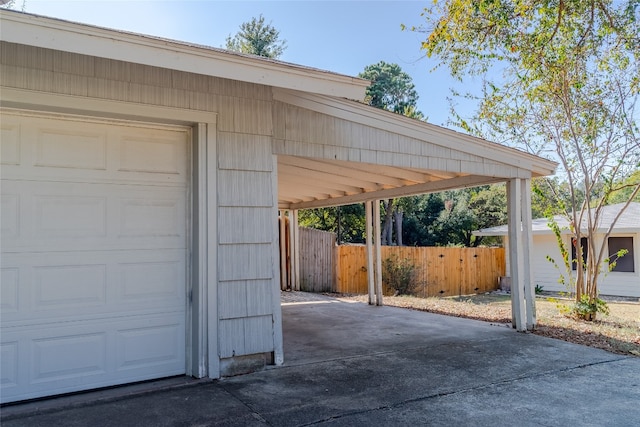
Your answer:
[273,89,557,331]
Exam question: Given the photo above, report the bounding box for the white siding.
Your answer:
[272,102,522,177]
[215,92,278,358]
[1,42,281,371]
[506,233,640,297]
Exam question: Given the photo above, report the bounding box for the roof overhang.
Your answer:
[0,9,369,100]
[274,89,558,210]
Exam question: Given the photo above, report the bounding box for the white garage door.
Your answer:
[1,111,189,403]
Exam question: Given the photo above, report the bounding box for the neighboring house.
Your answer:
[0,10,556,403]
[475,203,640,298]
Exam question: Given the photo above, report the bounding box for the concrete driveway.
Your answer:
[3,292,639,426]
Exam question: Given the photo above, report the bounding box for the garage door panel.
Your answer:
[0,111,189,403]
[0,193,20,239]
[35,126,107,171]
[1,181,186,252]
[0,120,21,166]
[1,267,19,314]
[0,113,188,185]
[1,249,186,326]
[116,322,184,371]
[1,313,185,402]
[118,134,183,175]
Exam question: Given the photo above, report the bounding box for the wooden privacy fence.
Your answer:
[336,245,505,297]
[299,227,336,292]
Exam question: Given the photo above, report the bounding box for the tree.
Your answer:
[359,61,422,115]
[433,185,507,247]
[608,169,640,204]
[225,14,286,59]
[0,0,26,11]
[359,62,426,245]
[298,204,366,244]
[415,0,640,319]
[401,194,445,246]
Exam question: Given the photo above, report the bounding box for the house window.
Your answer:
[571,237,588,270]
[608,237,635,272]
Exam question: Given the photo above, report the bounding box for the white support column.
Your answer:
[507,179,526,331]
[373,200,383,306]
[279,210,288,291]
[521,179,536,330]
[271,156,284,365]
[289,209,300,291]
[365,200,375,305]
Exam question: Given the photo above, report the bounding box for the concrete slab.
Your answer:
[3,293,639,426]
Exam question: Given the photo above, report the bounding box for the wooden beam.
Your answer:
[278,181,334,201]
[342,162,430,184]
[289,175,503,210]
[365,201,375,305]
[287,157,408,187]
[279,161,382,191]
[507,179,526,331]
[406,167,459,180]
[279,170,365,194]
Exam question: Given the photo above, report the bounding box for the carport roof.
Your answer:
[274,90,558,209]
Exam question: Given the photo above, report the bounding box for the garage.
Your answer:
[1,111,190,403]
[1,9,559,405]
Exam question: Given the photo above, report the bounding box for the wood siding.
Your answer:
[272,101,523,178]
[298,227,336,292]
[0,41,279,359]
[336,246,505,297]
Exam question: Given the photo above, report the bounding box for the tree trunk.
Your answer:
[381,199,394,245]
[394,209,403,246]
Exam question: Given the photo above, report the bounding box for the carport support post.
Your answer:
[507,179,527,332]
[365,200,375,305]
[374,200,383,306]
[289,209,300,291]
[521,179,536,330]
[279,210,288,291]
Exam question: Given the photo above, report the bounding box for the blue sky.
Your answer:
[20,0,479,127]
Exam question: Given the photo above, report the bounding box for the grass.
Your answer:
[337,292,640,356]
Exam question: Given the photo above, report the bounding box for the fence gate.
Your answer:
[299,227,336,292]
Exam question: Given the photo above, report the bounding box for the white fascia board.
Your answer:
[0,10,368,100]
[273,89,558,178]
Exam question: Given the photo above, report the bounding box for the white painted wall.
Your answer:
[505,233,640,297]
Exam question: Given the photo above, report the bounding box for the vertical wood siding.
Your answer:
[298,227,336,292]
[335,246,505,297]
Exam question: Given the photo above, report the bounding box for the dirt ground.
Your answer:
[335,292,640,356]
